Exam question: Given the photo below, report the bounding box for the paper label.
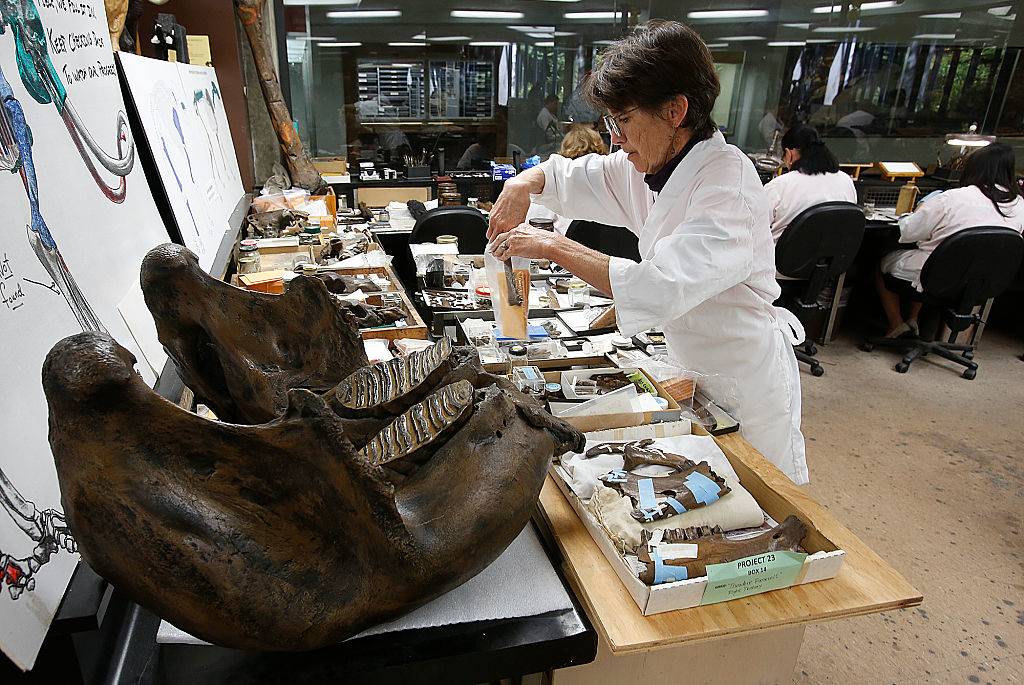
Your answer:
[657,543,699,560]
[700,551,808,605]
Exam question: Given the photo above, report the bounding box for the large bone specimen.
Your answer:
[141,243,369,424]
[637,516,807,585]
[233,0,327,194]
[43,333,584,650]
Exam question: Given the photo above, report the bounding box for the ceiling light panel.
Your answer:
[451,10,525,20]
[564,11,622,20]
[327,10,402,19]
[688,9,768,19]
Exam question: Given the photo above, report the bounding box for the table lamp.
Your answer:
[936,123,996,181]
[877,162,924,214]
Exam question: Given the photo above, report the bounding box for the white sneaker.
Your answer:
[884,322,912,339]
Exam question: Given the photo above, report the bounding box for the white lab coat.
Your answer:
[534,133,809,484]
[882,185,1024,290]
[764,169,858,243]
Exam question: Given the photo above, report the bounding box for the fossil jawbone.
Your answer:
[43,333,583,650]
[141,243,369,424]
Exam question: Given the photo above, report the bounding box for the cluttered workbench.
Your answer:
[53,191,919,685]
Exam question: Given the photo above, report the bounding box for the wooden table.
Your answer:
[536,430,922,684]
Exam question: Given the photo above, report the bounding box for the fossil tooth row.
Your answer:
[341,337,453,410]
[360,380,474,466]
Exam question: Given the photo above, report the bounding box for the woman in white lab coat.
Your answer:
[764,125,857,244]
[488,21,809,484]
[876,142,1024,338]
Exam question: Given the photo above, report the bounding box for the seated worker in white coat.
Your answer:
[525,125,609,235]
[764,125,857,244]
[876,142,1024,338]
[488,21,809,485]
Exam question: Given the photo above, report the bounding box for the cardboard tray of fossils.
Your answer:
[41,244,586,651]
[551,421,845,616]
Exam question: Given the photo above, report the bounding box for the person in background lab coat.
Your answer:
[488,21,809,484]
[526,125,610,235]
[764,125,857,244]
[876,142,1024,338]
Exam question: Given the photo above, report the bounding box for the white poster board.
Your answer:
[118,53,244,272]
[0,0,172,671]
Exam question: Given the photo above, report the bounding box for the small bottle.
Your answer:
[238,239,260,272]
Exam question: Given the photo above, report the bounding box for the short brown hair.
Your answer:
[559,125,608,159]
[584,21,721,138]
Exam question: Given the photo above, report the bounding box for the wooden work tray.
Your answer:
[534,427,922,655]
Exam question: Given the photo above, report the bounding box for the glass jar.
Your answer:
[567,279,589,308]
[237,255,259,275]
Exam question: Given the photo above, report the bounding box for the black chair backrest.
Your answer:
[565,220,641,263]
[410,206,489,254]
[776,201,865,303]
[920,226,1024,313]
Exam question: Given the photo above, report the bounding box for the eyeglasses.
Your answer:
[603,107,639,139]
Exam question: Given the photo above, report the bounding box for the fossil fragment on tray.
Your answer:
[360,380,474,465]
[310,272,382,295]
[636,515,807,584]
[585,438,693,472]
[598,449,730,523]
[43,332,584,651]
[141,244,369,424]
[246,208,308,238]
[318,235,369,263]
[344,301,407,327]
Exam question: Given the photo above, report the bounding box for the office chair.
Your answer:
[391,206,489,292]
[565,220,642,262]
[861,227,1024,379]
[410,206,489,253]
[775,201,866,376]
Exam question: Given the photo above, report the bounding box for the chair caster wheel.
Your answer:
[807,344,819,356]
[811,365,825,377]
[894,362,909,373]
[963,351,974,360]
[859,342,874,352]
[962,368,977,380]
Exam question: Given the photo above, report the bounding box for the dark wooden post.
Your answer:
[234,0,326,193]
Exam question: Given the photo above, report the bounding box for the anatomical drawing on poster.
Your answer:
[0,0,171,670]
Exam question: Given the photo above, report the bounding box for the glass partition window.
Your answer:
[282,1,1024,169]
[357,60,425,121]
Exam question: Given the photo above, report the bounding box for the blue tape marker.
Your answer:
[653,549,688,585]
[637,478,657,511]
[684,472,721,506]
[665,497,687,515]
[602,469,628,484]
[637,507,660,522]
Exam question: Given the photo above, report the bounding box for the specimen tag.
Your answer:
[700,551,808,605]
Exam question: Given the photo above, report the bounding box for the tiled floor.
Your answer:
[792,330,1023,684]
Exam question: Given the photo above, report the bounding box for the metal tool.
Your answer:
[504,259,522,306]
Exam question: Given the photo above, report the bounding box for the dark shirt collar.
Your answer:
[643,131,710,193]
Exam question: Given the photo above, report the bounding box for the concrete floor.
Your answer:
[792,329,1023,684]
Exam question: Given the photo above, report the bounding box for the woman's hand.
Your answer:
[487,166,546,240]
[487,183,532,240]
[492,224,563,261]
